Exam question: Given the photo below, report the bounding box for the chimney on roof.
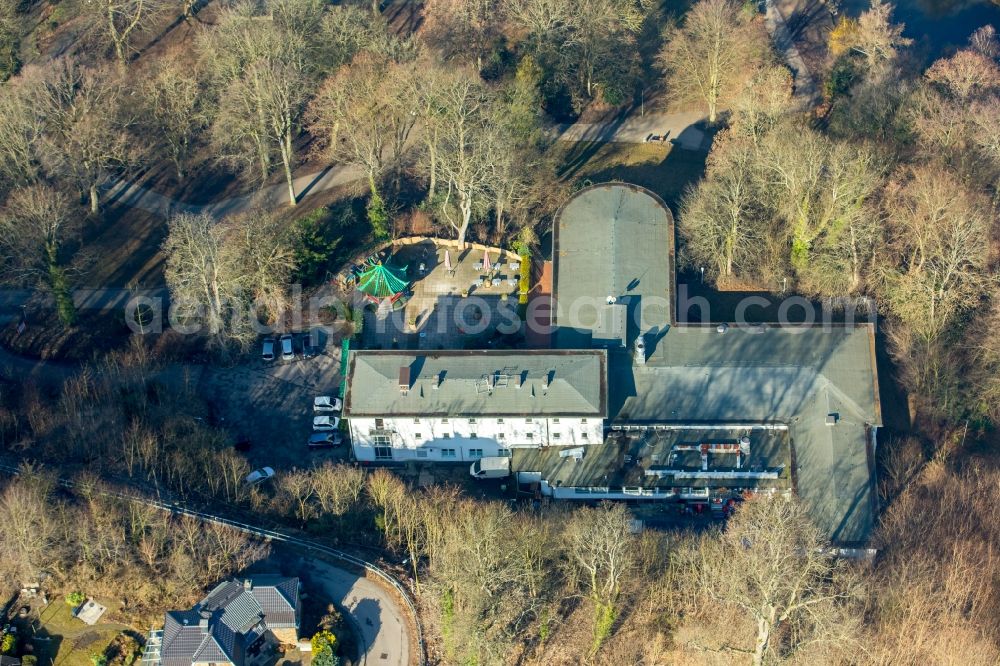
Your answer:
[543,370,552,390]
[198,608,211,630]
[826,413,839,426]
[399,367,410,395]
[243,579,252,590]
[516,371,525,389]
[434,371,444,389]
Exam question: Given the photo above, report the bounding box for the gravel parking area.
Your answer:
[198,333,350,471]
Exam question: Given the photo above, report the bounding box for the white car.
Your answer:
[261,338,275,362]
[314,396,342,413]
[244,466,275,485]
[280,334,294,361]
[313,416,340,431]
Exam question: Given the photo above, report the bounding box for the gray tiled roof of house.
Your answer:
[345,350,607,417]
[160,576,299,666]
[553,183,673,349]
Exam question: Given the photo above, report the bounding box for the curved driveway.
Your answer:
[307,558,411,666]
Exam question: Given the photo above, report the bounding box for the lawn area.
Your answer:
[33,601,130,666]
[556,140,709,210]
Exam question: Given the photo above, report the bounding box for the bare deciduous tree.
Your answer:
[31,60,139,213]
[847,0,912,76]
[307,52,418,202]
[564,502,635,654]
[140,54,211,179]
[163,209,297,347]
[84,0,168,67]
[0,184,82,324]
[684,496,861,665]
[658,0,768,123]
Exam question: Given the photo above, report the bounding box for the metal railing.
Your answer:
[0,463,426,665]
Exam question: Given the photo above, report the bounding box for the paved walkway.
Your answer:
[765,0,820,104]
[552,110,710,150]
[104,163,365,219]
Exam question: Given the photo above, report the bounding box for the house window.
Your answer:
[416,449,428,458]
[581,432,589,440]
[497,418,504,424]
[414,433,423,440]
[497,433,505,440]
[374,447,392,460]
[581,418,588,423]
[470,432,478,439]
[442,448,456,458]
[469,448,483,458]
[526,418,533,423]
[413,418,420,424]
[469,418,477,424]
[498,448,511,457]
[443,433,452,439]
[553,432,561,440]
[372,433,391,446]
[553,418,560,424]
[442,418,450,423]
[375,418,384,428]
[526,433,535,440]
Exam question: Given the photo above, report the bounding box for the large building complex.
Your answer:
[344,183,882,546]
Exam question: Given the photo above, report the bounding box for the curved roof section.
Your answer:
[553,183,674,348]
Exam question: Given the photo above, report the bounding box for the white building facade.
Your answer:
[344,350,608,463]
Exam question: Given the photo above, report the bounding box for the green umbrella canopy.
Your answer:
[357,260,409,300]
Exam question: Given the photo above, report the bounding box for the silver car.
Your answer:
[280,334,294,361]
[313,416,340,431]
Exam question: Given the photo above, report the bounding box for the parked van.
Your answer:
[470,456,511,479]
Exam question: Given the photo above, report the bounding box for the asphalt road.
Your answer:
[308,559,411,666]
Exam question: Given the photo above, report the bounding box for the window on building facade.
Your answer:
[497,432,505,440]
[526,417,533,423]
[375,418,384,428]
[469,448,483,458]
[414,433,423,440]
[442,448,456,458]
[413,418,420,424]
[443,433,452,438]
[372,433,391,446]
[470,432,478,439]
[497,418,504,424]
[553,432,561,440]
[442,418,450,423]
[581,418,588,423]
[498,448,511,457]
[553,418,560,424]
[374,447,392,460]
[416,449,428,458]
[469,418,477,424]
[526,432,534,440]
[581,431,589,440]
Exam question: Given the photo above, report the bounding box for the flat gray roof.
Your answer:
[611,324,881,425]
[344,350,607,417]
[513,427,791,491]
[553,183,673,348]
[606,323,880,545]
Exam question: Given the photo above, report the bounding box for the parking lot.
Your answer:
[198,331,349,471]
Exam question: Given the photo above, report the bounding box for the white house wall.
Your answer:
[350,416,604,462]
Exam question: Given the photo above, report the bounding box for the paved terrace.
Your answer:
[362,239,521,350]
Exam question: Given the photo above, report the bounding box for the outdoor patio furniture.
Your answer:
[474,261,483,271]
[507,277,518,286]
[510,261,520,271]
[491,277,502,287]
[475,278,485,287]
